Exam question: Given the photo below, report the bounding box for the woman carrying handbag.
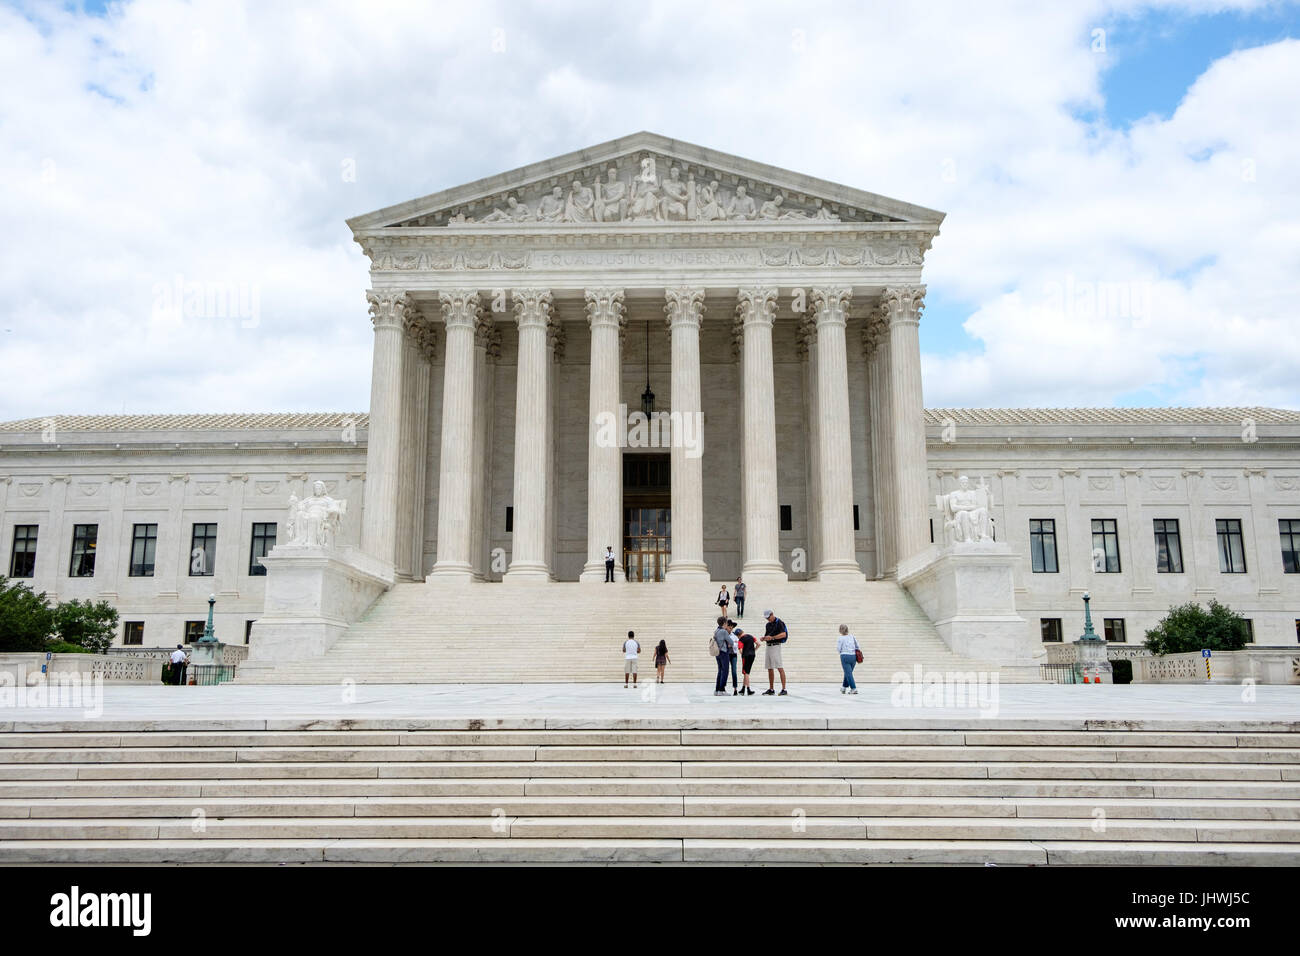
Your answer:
[836,624,861,694]
[716,585,730,616]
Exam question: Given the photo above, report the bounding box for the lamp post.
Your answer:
[1073,590,1112,683]
[199,594,217,644]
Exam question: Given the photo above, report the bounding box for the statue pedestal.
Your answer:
[242,546,393,673]
[897,543,1040,681]
[1074,638,1113,684]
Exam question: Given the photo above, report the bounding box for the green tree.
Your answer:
[1144,600,1250,656]
[0,576,56,651]
[53,599,119,653]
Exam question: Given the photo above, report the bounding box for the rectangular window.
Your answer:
[1029,519,1058,573]
[129,523,158,577]
[1153,518,1183,573]
[1103,618,1127,643]
[1216,519,1247,573]
[1091,518,1121,573]
[1243,619,1254,643]
[779,505,792,532]
[929,518,934,544]
[245,620,255,645]
[249,522,277,575]
[123,621,144,646]
[184,621,205,644]
[189,523,217,577]
[69,524,98,577]
[505,507,513,534]
[9,525,38,578]
[853,505,860,532]
[1040,619,1063,643]
[1280,519,1300,574]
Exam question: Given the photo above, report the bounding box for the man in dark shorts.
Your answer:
[734,625,758,695]
[761,609,788,696]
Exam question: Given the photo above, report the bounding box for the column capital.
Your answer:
[366,290,414,331]
[584,288,626,329]
[512,288,554,329]
[811,287,852,327]
[664,286,706,329]
[437,289,483,329]
[881,286,926,326]
[735,287,778,327]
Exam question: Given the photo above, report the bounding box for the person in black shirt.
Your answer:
[734,626,758,695]
[761,609,788,696]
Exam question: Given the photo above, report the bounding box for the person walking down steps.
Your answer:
[734,576,746,618]
[716,585,730,617]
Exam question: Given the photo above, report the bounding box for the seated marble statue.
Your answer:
[286,480,348,549]
[479,196,533,223]
[758,195,785,219]
[537,186,565,222]
[936,475,993,545]
[565,179,595,222]
[726,185,757,220]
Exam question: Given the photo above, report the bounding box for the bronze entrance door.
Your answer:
[623,454,670,582]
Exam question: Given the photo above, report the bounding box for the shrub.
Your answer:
[46,641,97,654]
[0,576,55,651]
[1144,600,1249,656]
[52,599,119,653]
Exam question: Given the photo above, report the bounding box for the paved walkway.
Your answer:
[2,681,1299,726]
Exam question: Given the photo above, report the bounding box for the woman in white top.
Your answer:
[716,586,730,616]
[836,624,860,694]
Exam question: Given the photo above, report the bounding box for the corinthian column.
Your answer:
[883,286,929,564]
[395,303,432,580]
[362,290,411,569]
[468,318,493,580]
[737,287,786,581]
[811,287,862,578]
[581,289,626,582]
[504,288,554,582]
[429,289,482,580]
[664,287,709,580]
[864,307,896,578]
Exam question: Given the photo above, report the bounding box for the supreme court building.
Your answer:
[3,132,1299,663]
[352,132,937,587]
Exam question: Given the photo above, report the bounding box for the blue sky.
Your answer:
[2,0,1298,417]
[918,2,1300,399]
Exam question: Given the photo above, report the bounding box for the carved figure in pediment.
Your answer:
[758,195,784,219]
[480,195,533,223]
[594,166,627,221]
[810,199,840,222]
[726,184,757,220]
[660,166,690,221]
[565,178,594,222]
[694,179,724,221]
[629,172,661,221]
[537,186,565,222]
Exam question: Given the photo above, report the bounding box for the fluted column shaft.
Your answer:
[363,290,410,568]
[468,321,492,580]
[885,286,929,564]
[865,309,897,578]
[394,320,422,580]
[581,289,626,582]
[812,287,861,577]
[738,288,786,580]
[664,287,709,580]
[801,323,821,578]
[504,289,554,581]
[429,290,482,579]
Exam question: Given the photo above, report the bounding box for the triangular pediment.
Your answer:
[348,132,944,232]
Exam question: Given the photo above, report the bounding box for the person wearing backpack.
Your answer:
[710,616,731,696]
[836,623,861,694]
[760,609,789,696]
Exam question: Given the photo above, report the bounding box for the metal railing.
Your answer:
[190,664,237,686]
[1039,662,1080,684]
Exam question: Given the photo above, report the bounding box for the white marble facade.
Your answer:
[2,135,1298,649]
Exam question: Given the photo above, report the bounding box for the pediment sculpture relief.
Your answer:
[404,154,873,228]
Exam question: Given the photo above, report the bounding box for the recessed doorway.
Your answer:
[623,453,670,582]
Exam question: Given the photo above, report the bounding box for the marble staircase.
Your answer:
[238,578,1031,684]
[1,718,1298,864]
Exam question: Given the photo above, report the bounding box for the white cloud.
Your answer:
[0,0,1295,419]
